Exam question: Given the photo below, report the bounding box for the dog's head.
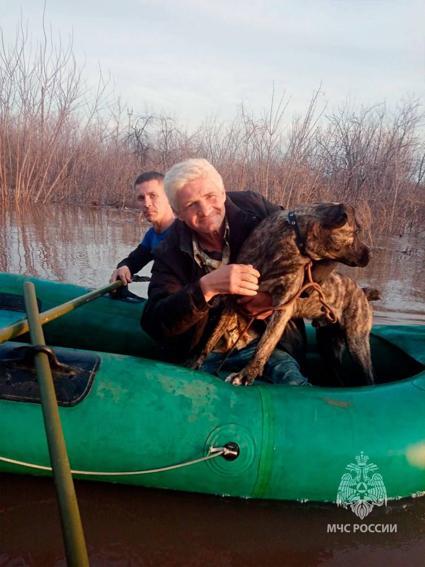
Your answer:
[300,203,370,267]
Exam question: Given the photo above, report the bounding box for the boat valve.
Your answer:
[222,442,240,461]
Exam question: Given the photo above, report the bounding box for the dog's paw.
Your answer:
[225,371,255,386]
[225,372,242,385]
[185,355,205,370]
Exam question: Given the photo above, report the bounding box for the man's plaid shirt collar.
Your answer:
[192,218,230,272]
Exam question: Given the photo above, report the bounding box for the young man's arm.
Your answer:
[110,228,155,284]
[110,243,152,284]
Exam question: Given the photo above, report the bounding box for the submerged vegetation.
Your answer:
[0,23,424,235]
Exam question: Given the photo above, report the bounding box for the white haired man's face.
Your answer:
[175,177,226,236]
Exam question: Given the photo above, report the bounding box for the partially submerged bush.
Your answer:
[0,22,423,235]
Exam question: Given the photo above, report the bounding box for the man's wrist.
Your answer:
[200,275,216,302]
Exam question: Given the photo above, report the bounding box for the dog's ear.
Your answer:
[321,203,349,229]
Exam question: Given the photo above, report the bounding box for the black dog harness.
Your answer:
[287,211,306,255]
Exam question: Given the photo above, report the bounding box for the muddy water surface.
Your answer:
[0,204,424,566]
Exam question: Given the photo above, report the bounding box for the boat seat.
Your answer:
[0,291,41,313]
[0,342,99,406]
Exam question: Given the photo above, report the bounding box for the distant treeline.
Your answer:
[0,24,424,236]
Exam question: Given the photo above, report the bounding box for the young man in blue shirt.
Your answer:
[110,171,175,285]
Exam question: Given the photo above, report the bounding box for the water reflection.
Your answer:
[340,235,425,324]
[0,204,146,287]
[2,474,425,566]
[1,203,424,324]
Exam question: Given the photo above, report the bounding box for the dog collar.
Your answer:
[287,211,306,255]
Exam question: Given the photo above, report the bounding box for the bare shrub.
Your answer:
[314,101,425,234]
[1,20,423,235]
[0,20,138,207]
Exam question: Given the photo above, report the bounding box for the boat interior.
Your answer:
[303,326,424,387]
[0,325,423,408]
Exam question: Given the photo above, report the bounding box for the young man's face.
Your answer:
[175,177,226,237]
[135,180,169,223]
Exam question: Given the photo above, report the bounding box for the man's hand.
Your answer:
[200,264,260,303]
[237,292,274,320]
[110,266,132,285]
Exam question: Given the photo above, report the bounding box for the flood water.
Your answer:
[0,203,424,566]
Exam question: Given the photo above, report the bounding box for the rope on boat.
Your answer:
[0,445,236,476]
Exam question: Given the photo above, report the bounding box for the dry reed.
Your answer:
[0,24,424,235]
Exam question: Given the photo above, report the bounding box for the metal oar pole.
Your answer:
[0,279,123,344]
[23,282,89,567]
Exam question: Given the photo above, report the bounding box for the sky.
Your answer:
[1,0,424,128]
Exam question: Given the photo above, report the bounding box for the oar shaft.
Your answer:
[0,279,122,344]
[23,282,89,567]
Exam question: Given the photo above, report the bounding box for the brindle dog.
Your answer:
[191,203,373,386]
[293,271,378,385]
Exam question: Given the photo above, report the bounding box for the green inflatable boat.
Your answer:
[0,272,424,503]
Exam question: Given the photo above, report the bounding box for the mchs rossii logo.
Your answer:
[327,452,397,534]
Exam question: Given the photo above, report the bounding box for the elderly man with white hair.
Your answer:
[141,158,308,386]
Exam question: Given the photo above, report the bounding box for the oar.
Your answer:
[0,279,123,344]
[23,281,89,567]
